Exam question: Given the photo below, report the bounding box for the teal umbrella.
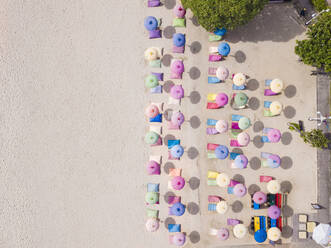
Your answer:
[145,75,159,88]
[238,117,250,130]
[145,131,159,144]
[234,93,248,107]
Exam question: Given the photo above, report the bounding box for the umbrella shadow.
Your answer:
[189,91,201,104]
[231,148,243,154]
[232,200,244,213]
[284,106,296,119]
[163,109,173,121]
[190,16,200,27]
[247,79,259,91]
[164,0,176,9]
[164,134,176,146]
[248,184,261,195]
[253,135,264,148]
[161,54,173,67]
[164,217,176,228]
[233,174,245,184]
[281,132,292,145]
[280,156,293,170]
[187,202,200,215]
[189,231,200,244]
[248,97,260,110]
[253,121,264,133]
[189,66,201,80]
[189,41,202,54]
[164,162,175,174]
[187,147,199,159]
[281,225,293,238]
[234,50,246,63]
[164,191,176,203]
[188,177,200,190]
[189,116,201,129]
[284,85,297,98]
[250,156,261,170]
[281,180,293,193]
[163,80,174,93]
[163,26,176,39]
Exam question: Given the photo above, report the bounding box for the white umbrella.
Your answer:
[146,218,159,232]
[270,79,284,93]
[144,47,158,61]
[215,120,228,133]
[216,173,230,187]
[233,224,247,239]
[216,66,229,81]
[270,101,282,115]
[267,180,281,194]
[237,132,250,146]
[313,223,331,245]
[267,227,281,241]
[216,201,228,214]
[233,73,246,86]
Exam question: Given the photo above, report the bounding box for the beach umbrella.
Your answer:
[253,191,267,204]
[267,129,281,143]
[216,173,230,187]
[145,75,159,88]
[146,218,159,232]
[144,16,158,31]
[270,79,284,93]
[267,227,281,241]
[267,180,281,194]
[233,224,247,239]
[313,223,331,245]
[171,60,184,74]
[172,233,186,246]
[170,85,184,99]
[171,112,185,126]
[233,183,247,197]
[145,192,159,204]
[234,155,248,169]
[215,145,229,160]
[215,93,228,107]
[217,228,229,241]
[145,104,159,118]
[237,132,250,146]
[255,229,267,243]
[218,42,230,56]
[215,120,228,133]
[174,4,186,18]
[144,47,158,61]
[171,176,185,190]
[238,117,250,130]
[270,101,282,115]
[147,160,160,175]
[145,131,159,145]
[173,33,186,47]
[170,145,184,158]
[233,73,246,86]
[170,202,185,216]
[216,201,228,214]
[214,27,227,36]
[216,66,229,81]
[267,154,281,168]
[268,205,281,220]
[234,93,248,107]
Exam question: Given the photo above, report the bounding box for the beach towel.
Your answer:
[230,139,241,147]
[169,168,181,177]
[173,46,185,53]
[207,170,219,179]
[149,60,161,68]
[168,121,180,130]
[208,195,221,202]
[227,219,240,226]
[168,140,180,149]
[149,155,161,164]
[173,18,185,27]
[150,85,162,94]
[264,79,278,96]
[260,175,273,182]
[207,102,219,109]
[207,179,217,186]
[168,97,180,106]
[208,76,221,84]
[207,118,218,125]
[209,34,222,42]
[167,195,181,204]
[208,203,217,211]
[148,0,160,7]
[227,187,234,194]
[170,72,182,79]
[149,30,161,39]
[208,67,217,75]
[209,54,222,62]
[168,224,181,233]
[230,152,240,160]
[146,208,159,218]
[151,72,164,81]
[233,84,245,90]
[150,114,162,123]
[147,183,159,193]
[206,127,218,135]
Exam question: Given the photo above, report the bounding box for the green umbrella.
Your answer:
[145,75,159,88]
[145,131,159,144]
[238,117,250,130]
[234,93,248,107]
[145,192,159,204]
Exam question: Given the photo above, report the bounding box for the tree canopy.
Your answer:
[295,10,331,73]
[182,0,268,32]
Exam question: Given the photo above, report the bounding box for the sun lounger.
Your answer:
[173,18,186,27]
[209,34,222,42]
[149,30,162,39]
[173,46,184,53]
[209,54,222,62]
[208,76,221,84]
[208,195,221,202]
[227,218,240,226]
[168,224,181,233]
[148,0,160,7]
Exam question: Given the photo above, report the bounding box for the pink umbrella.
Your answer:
[237,132,250,146]
[217,228,229,241]
[145,104,159,118]
[171,176,185,190]
[174,4,186,18]
[268,205,281,220]
[171,112,185,126]
[146,218,159,232]
[233,183,247,197]
[172,233,186,246]
[170,85,184,99]
[267,129,281,143]
[147,160,160,175]
[171,60,184,74]
[215,93,228,107]
[253,191,267,204]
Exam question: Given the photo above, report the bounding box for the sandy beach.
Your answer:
[0,0,326,247]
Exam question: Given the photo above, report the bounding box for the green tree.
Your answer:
[295,10,331,73]
[182,0,268,32]
[311,0,328,12]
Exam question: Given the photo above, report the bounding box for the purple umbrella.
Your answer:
[234,155,248,169]
[267,154,281,168]
[267,129,281,143]
[217,228,229,241]
[215,93,228,107]
[233,183,247,197]
[172,176,185,190]
[268,205,281,220]
[172,233,186,246]
[170,85,184,99]
[253,191,267,204]
[171,112,185,126]
[171,60,184,74]
[147,160,160,175]
[174,4,186,18]
[215,145,229,160]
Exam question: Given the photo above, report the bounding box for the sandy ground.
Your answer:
[0,0,321,248]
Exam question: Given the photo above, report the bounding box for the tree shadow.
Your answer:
[189,116,201,129]
[190,16,200,27]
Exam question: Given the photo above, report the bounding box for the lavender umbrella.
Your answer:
[170,145,184,158]
[253,191,267,204]
[217,228,229,241]
[267,129,281,143]
[234,154,248,169]
[147,160,160,175]
[215,145,229,160]
[146,218,159,232]
[267,154,281,168]
[172,233,186,246]
[233,183,247,197]
[268,205,281,220]
[171,112,185,126]
[174,4,186,18]
[144,16,158,31]
[171,60,184,74]
[173,33,186,47]
[171,176,185,190]
[170,202,185,216]
[215,93,228,107]
[237,132,250,146]
[170,85,184,99]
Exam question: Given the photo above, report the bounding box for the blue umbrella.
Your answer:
[218,42,230,56]
[170,202,185,216]
[254,229,267,243]
[214,27,227,36]
[170,145,184,158]
[144,16,158,31]
[215,145,229,160]
[173,33,186,47]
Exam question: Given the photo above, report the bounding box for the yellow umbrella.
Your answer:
[267,180,281,194]
[233,224,247,239]
[267,227,281,241]
[144,47,158,61]
[270,101,282,115]
[216,173,230,187]
[207,170,219,179]
[216,201,228,214]
[233,73,246,86]
[270,79,284,93]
